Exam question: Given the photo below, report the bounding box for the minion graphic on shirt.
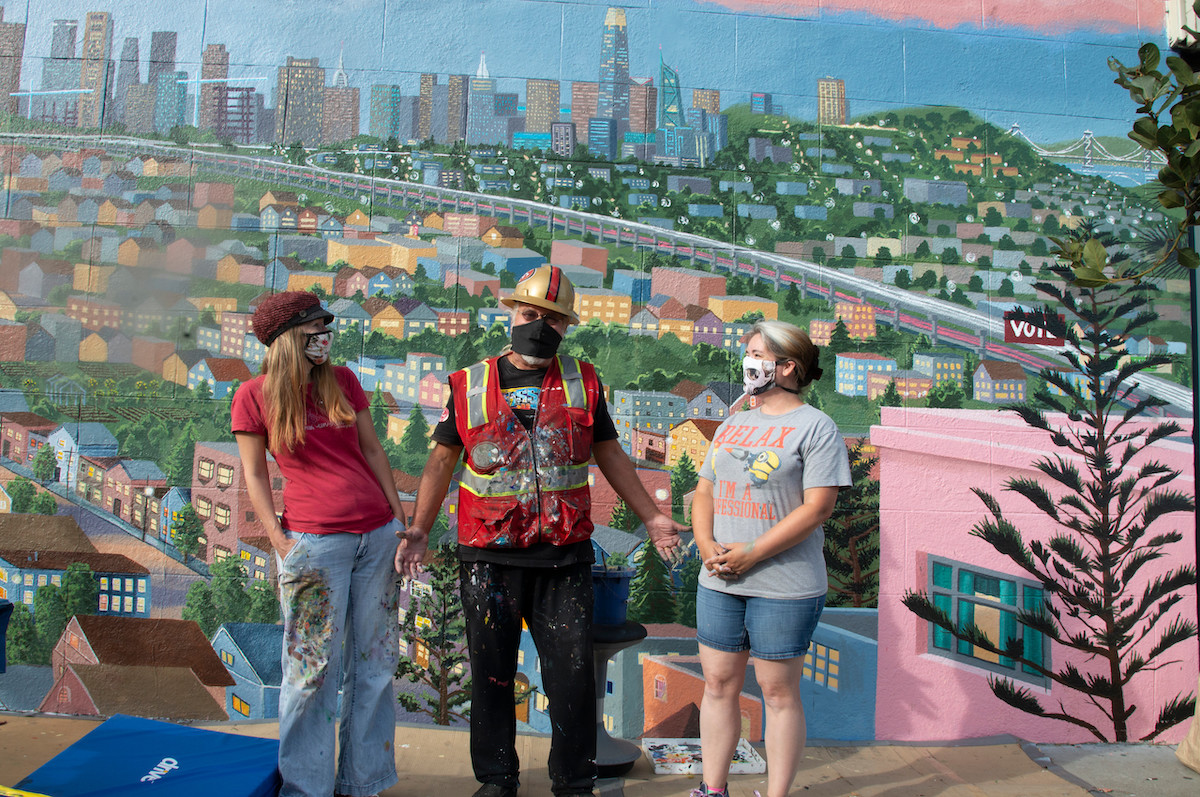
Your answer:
[725,448,782,486]
[746,451,781,485]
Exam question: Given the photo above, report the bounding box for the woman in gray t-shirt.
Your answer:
[690,320,851,797]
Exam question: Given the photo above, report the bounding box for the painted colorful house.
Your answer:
[871,408,1196,743]
[836,352,898,397]
[211,622,285,721]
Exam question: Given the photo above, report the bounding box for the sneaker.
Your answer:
[689,785,729,797]
[473,784,519,797]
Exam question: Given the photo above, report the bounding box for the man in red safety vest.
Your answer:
[396,264,687,797]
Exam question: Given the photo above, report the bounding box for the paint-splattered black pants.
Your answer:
[459,559,597,796]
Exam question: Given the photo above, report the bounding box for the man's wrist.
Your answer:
[398,526,429,540]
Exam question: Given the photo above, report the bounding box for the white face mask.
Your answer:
[305,331,333,364]
[743,356,779,396]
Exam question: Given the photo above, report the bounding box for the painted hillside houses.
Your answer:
[0,0,1192,756]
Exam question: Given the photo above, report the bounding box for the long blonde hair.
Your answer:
[261,326,356,452]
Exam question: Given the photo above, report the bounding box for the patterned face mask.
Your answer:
[742,355,781,396]
[304,331,333,363]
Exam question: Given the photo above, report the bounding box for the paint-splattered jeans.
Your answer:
[277,519,402,797]
[460,559,597,796]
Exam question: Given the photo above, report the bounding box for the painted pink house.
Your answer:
[649,266,726,307]
[871,407,1196,743]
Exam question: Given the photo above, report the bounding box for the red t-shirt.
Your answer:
[231,366,394,534]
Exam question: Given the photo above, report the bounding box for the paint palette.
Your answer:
[641,737,766,774]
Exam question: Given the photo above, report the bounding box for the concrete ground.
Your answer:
[2,713,1196,796]
[1029,741,1197,797]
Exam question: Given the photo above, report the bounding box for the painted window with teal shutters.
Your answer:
[927,556,1048,686]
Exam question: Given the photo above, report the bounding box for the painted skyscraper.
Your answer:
[818,77,846,125]
[467,52,506,145]
[571,81,598,136]
[525,78,560,133]
[114,37,140,125]
[628,77,656,134]
[78,12,114,128]
[155,69,187,133]
[658,55,685,129]
[274,56,325,145]
[0,8,26,117]
[692,89,720,115]
[147,32,177,92]
[200,44,230,131]
[446,74,468,143]
[36,19,80,124]
[322,48,359,144]
[419,73,436,140]
[597,7,630,130]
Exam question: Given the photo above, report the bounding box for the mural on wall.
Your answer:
[0,0,1194,746]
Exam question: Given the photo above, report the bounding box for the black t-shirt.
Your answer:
[433,355,616,568]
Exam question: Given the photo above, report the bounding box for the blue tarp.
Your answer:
[17,714,279,797]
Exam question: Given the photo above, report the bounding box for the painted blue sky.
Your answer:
[6,0,1163,143]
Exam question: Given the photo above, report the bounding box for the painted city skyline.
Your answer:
[0,0,1165,143]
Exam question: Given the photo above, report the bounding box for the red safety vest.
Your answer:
[450,354,602,549]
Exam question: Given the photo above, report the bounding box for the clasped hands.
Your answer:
[704,541,757,580]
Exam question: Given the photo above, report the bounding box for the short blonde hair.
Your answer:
[751,319,822,391]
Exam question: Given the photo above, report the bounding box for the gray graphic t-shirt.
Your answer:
[699,403,852,599]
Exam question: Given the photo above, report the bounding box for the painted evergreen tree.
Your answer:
[823,441,880,608]
[903,280,1197,741]
[827,319,853,355]
[164,425,196,486]
[32,584,67,664]
[172,504,205,564]
[31,444,57,482]
[61,562,99,619]
[674,556,701,627]
[399,406,431,476]
[369,388,389,441]
[627,543,677,624]
[878,380,903,407]
[670,453,699,522]
[4,603,40,664]
[396,544,471,725]
[608,498,639,533]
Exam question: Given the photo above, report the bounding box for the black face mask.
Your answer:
[511,318,562,359]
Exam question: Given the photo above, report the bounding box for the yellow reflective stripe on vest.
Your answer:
[459,461,589,497]
[465,361,490,429]
[557,355,587,410]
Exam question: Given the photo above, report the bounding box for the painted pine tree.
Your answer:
[824,440,880,608]
[396,543,471,725]
[903,280,1197,741]
[628,543,678,624]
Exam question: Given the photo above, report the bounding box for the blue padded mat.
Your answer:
[16,714,279,797]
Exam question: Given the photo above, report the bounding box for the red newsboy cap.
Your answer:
[251,291,335,346]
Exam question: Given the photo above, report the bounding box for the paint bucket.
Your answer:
[592,566,636,626]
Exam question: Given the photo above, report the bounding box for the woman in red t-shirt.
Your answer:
[232,291,406,797]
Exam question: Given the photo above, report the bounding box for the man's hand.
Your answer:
[395,529,429,578]
[645,513,689,564]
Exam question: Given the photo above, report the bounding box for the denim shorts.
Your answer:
[696,586,825,660]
